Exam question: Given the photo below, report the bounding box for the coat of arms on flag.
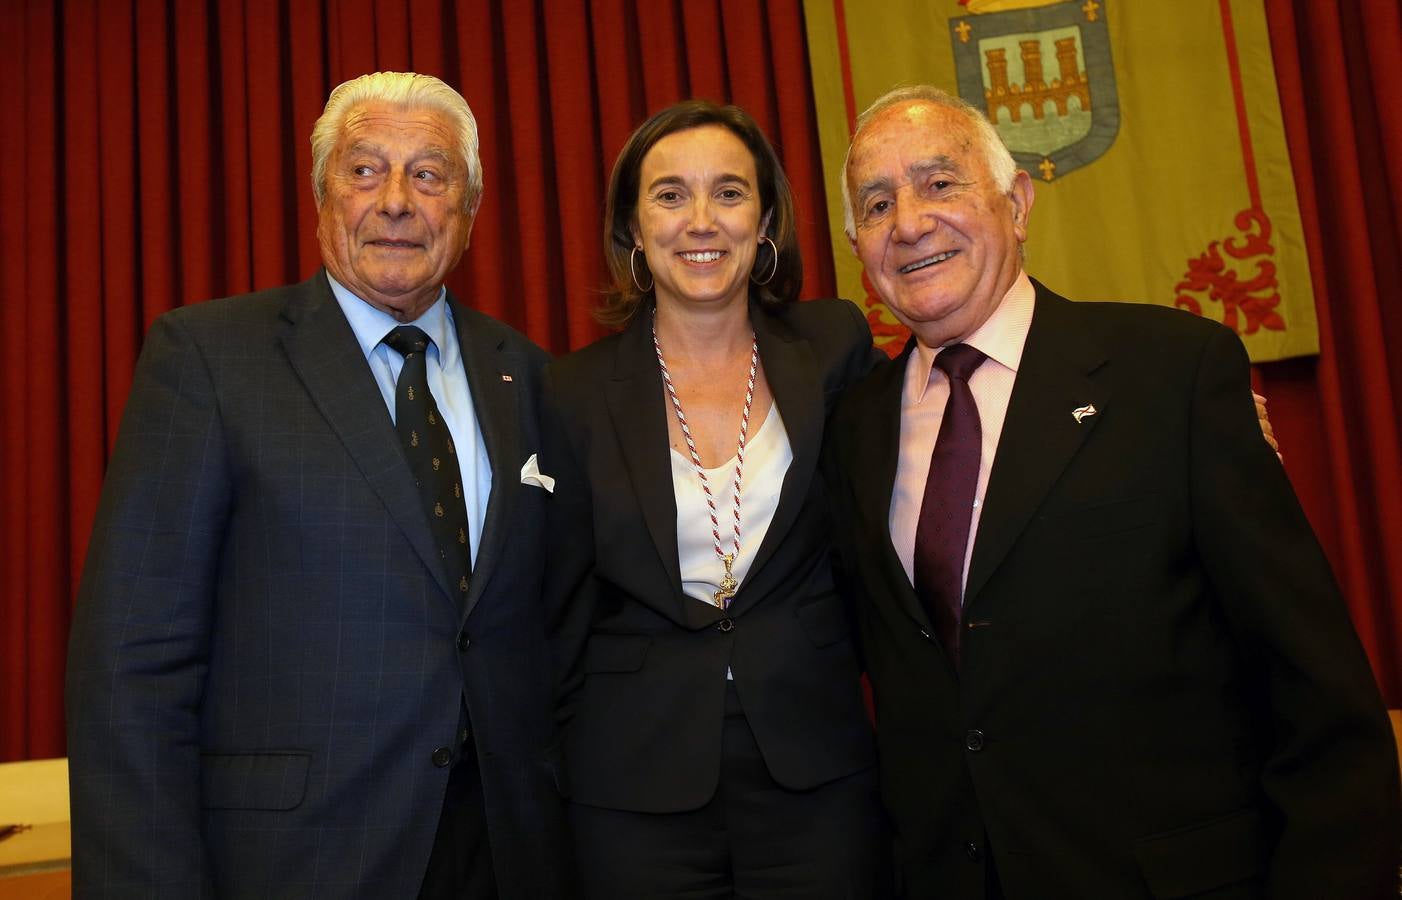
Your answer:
[803,0,1319,362]
[951,0,1117,182]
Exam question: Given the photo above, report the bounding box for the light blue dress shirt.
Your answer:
[327,273,492,567]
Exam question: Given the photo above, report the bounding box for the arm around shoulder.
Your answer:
[66,310,231,896]
[813,293,876,402]
[838,296,887,377]
[537,361,600,735]
[1188,325,1399,897]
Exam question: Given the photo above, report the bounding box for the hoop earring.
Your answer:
[630,246,654,293]
[750,236,778,286]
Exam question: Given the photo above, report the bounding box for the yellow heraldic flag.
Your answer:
[804,0,1318,361]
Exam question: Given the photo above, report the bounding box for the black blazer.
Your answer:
[825,281,1400,900]
[66,271,571,899]
[541,298,881,813]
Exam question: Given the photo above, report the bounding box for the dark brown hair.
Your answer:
[596,100,803,328]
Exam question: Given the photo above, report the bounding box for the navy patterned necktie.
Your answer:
[383,325,472,604]
[913,343,987,669]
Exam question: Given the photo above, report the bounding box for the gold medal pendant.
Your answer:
[713,553,738,608]
[653,315,758,617]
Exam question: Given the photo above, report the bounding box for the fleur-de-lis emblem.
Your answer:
[458,527,467,544]
[428,410,436,425]
[407,385,415,401]
[447,439,455,454]
[410,430,419,447]
[454,482,461,498]
[432,457,441,471]
[434,502,445,518]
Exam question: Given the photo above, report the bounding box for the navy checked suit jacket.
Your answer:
[66,271,571,899]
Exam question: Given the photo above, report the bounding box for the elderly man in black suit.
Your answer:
[66,72,569,899]
[824,85,1399,899]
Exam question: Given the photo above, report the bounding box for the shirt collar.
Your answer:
[326,271,451,360]
[911,269,1035,402]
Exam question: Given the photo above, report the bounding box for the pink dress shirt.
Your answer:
[889,271,1036,594]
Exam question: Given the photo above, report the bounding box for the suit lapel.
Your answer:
[451,297,522,624]
[725,306,821,614]
[965,285,1109,607]
[604,310,685,601]
[854,339,935,632]
[278,273,454,602]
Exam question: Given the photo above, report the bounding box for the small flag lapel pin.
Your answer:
[1071,403,1097,424]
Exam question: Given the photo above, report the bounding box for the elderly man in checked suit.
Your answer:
[66,72,569,899]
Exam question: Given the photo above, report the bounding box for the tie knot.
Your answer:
[934,343,986,382]
[384,325,431,357]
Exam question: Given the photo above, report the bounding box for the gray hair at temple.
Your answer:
[841,84,1017,240]
[310,72,484,213]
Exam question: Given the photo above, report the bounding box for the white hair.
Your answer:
[310,72,483,212]
[842,84,1017,240]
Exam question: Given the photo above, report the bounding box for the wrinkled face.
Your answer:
[632,125,769,313]
[846,101,1032,346]
[317,101,477,322]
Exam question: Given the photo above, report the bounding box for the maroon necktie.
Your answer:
[913,343,987,668]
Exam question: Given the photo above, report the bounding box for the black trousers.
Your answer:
[569,682,890,899]
[418,727,496,900]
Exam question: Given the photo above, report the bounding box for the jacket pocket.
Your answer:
[582,633,651,674]
[1132,808,1267,898]
[200,751,311,811]
[795,593,851,648]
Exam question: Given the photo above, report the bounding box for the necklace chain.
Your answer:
[652,313,758,608]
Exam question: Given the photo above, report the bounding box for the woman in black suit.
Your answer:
[540,101,888,899]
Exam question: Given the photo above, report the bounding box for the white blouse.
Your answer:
[670,403,794,609]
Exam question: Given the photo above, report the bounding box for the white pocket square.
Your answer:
[520,453,555,493]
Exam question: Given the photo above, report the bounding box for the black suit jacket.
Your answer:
[541,298,880,812]
[66,271,571,899]
[825,281,1399,899]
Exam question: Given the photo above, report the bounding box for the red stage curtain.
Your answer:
[0,0,834,762]
[2,0,1399,763]
[1258,0,1402,706]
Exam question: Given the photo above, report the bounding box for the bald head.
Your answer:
[842,87,1034,347]
[842,85,1016,242]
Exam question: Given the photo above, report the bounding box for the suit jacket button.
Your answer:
[717,618,735,633]
[457,632,471,651]
[965,841,982,862]
[431,746,453,768]
[965,730,985,752]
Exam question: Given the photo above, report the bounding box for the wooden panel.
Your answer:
[0,869,70,900]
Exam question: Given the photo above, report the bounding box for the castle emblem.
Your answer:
[951,0,1118,181]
